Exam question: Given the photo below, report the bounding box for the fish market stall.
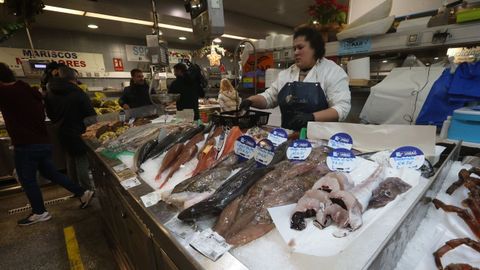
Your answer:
[84,115,464,270]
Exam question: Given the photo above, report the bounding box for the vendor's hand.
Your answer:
[239,99,253,112]
[288,112,314,131]
[122,104,130,110]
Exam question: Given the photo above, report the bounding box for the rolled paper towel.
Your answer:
[347,57,370,80]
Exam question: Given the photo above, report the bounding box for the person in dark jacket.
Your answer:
[118,68,152,109]
[168,63,199,120]
[45,66,97,190]
[0,62,94,226]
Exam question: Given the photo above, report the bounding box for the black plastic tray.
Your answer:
[211,109,270,128]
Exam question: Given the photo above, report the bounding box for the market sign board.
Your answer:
[447,46,480,63]
[0,47,105,76]
[338,37,371,56]
[125,44,150,62]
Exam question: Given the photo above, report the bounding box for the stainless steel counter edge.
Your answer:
[86,141,248,270]
[364,141,462,270]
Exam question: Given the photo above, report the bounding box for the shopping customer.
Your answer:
[118,68,152,109]
[168,63,200,120]
[218,78,241,112]
[45,66,97,190]
[239,25,351,130]
[0,63,94,226]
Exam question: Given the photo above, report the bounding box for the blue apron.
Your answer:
[277,81,329,130]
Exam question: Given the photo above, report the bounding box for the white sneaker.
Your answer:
[80,190,94,209]
[18,212,52,226]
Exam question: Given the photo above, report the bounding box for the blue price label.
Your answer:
[254,139,275,166]
[326,148,357,172]
[286,139,312,161]
[328,132,353,150]
[389,146,425,170]
[267,128,288,147]
[234,135,256,160]
[338,37,372,56]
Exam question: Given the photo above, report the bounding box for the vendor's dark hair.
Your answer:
[173,63,188,73]
[293,25,326,60]
[130,68,142,77]
[0,62,16,83]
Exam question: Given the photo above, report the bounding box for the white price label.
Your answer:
[326,148,357,172]
[120,177,141,189]
[234,135,256,160]
[389,146,425,170]
[267,128,288,147]
[328,132,353,150]
[140,191,160,208]
[112,163,128,173]
[254,139,275,166]
[286,140,312,161]
[190,228,231,261]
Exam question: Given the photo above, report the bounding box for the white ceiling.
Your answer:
[1,0,339,49]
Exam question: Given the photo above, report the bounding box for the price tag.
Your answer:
[120,177,141,189]
[254,139,275,166]
[326,148,357,172]
[112,163,128,173]
[189,228,232,261]
[267,128,288,147]
[140,191,160,208]
[286,139,312,161]
[389,146,425,170]
[328,133,353,150]
[338,37,371,55]
[234,135,256,160]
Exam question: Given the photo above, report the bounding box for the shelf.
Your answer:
[325,21,480,57]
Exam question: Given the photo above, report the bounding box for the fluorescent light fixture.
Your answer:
[0,0,4,3]
[43,5,85,15]
[222,34,258,41]
[434,57,439,60]
[158,23,192,32]
[213,38,222,43]
[179,36,187,40]
[85,12,152,26]
[382,60,388,63]
[88,24,98,29]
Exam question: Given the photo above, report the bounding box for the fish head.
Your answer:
[368,177,411,208]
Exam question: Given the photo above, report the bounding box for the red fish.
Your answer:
[191,138,217,177]
[161,144,199,188]
[219,126,243,159]
[156,143,184,181]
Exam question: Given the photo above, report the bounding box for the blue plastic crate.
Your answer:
[447,107,480,143]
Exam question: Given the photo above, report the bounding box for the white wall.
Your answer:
[348,0,456,22]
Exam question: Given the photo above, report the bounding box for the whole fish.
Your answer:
[191,138,218,177]
[367,177,411,209]
[198,126,223,158]
[177,141,290,222]
[163,144,198,184]
[133,139,158,172]
[144,127,184,161]
[218,126,243,159]
[156,143,184,181]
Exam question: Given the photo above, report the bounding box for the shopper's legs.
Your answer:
[75,154,93,190]
[13,146,46,215]
[65,152,79,186]
[37,145,85,197]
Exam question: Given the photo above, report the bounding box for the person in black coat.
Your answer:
[118,68,152,109]
[44,66,96,190]
[168,63,199,120]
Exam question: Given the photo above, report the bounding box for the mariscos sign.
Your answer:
[0,47,106,75]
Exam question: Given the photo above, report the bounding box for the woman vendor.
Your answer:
[239,25,351,131]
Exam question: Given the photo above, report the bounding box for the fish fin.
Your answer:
[226,223,275,247]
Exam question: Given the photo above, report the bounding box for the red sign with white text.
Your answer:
[113,58,124,71]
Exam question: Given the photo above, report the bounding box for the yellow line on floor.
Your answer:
[63,226,85,270]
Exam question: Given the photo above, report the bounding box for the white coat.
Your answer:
[259,58,351,121]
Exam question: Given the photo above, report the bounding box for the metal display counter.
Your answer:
[86,136,464,270]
